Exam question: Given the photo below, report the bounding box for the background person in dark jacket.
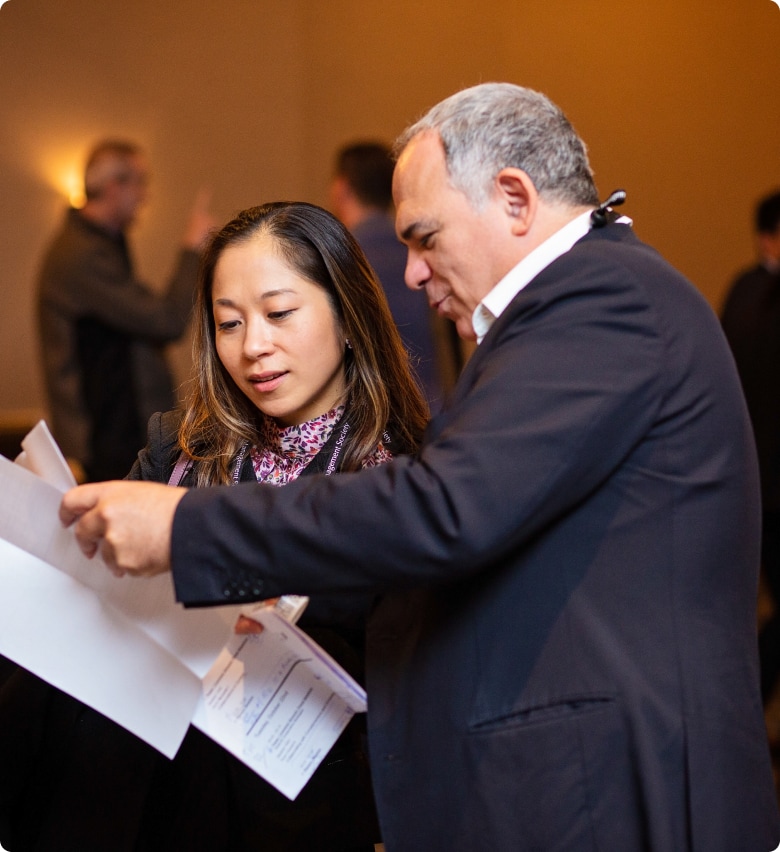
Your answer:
[722,189,780,705]
[330,140,450,409]
[37,139,214,482]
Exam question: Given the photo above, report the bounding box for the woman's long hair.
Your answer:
[179,201,429,486]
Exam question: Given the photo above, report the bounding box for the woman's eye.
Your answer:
[268,309,294,321]
[217,320,240,332]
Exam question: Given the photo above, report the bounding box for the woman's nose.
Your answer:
[243,320,274,358]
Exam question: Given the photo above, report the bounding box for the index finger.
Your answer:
[234,615,265,635]
[192,185,212,212]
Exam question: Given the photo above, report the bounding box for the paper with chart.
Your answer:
[193,603,367,800]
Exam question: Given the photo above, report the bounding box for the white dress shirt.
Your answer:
[472,210,630,344]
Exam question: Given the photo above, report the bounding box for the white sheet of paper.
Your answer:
[193,607,367,800]
[0,444,235,755]
[0,537,198,756]
[14,420,77,492]
[0,422,370,796]
[0,454,235,679]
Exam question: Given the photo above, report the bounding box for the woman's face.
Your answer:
[212,233,347,427]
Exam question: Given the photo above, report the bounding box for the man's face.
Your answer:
[393,131,513,341]
[759,228,780,268]
[109,154,149,229]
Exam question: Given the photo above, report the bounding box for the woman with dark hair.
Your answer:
[175,200,425,487]
[0,202,428,852]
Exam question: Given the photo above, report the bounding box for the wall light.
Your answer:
[38,149,86,208]
[65,171,86,209]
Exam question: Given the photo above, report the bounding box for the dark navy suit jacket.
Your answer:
[173,223,780,851]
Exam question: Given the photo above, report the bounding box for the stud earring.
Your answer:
[345,338,352,349]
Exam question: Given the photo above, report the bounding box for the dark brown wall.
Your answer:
[1,0,779,421]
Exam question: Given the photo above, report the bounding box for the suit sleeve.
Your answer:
[172,254,664,606]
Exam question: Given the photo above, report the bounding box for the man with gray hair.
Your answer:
[62,85,780,850]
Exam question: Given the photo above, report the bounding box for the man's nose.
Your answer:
[404,252,431,291]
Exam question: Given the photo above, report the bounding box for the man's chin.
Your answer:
[454,317,477,342]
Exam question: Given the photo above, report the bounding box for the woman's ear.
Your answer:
[494,168,538,236]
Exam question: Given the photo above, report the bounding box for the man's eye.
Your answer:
[420,233,434,249]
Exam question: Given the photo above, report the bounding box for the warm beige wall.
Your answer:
[298,0,780,296]
[1,0,779,420]
[0,0,308,415]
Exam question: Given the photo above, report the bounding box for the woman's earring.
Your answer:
[345,338,352,349]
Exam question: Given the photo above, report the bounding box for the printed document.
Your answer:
[194,605,366,800]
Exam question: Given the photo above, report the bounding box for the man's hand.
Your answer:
[182,187,217,252]
[59,481,187,578]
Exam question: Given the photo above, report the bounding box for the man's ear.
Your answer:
[495,168,537,236]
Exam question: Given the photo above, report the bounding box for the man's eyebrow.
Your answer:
[399,220,435,242]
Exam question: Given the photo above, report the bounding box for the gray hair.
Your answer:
[395,83,599,209]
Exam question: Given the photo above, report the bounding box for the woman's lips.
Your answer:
[248,371,286,392]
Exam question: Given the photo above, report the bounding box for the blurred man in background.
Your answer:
[722,189,780,705]
[37,140,213,481]
[331,140,447,409]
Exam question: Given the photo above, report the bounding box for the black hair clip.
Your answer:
[590,189,627,228]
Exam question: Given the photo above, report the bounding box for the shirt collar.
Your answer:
[472,209,630,344]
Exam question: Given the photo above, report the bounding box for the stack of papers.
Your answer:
[0,422,366,799]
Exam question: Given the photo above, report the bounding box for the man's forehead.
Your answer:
[394,131,444,183]
[393,132,448,236]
